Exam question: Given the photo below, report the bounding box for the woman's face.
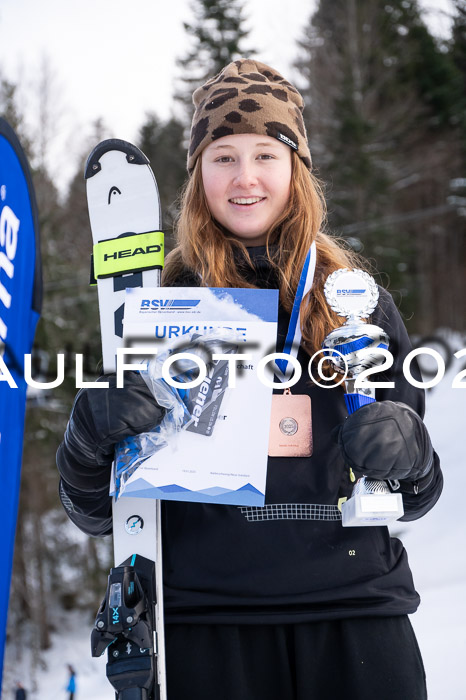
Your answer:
[201,133,292,246]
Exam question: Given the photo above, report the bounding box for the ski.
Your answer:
[84,139,166,699]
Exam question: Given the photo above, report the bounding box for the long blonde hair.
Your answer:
[163,151,365,357]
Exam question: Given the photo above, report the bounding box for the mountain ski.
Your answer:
[84,139,166,700]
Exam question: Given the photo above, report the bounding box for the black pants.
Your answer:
[165,616,427,700]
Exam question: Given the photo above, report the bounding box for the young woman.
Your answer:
[57,59,442,700]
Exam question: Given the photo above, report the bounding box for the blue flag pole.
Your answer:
[0,118,42,693]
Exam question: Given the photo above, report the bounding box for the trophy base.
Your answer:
[341,493,404,527]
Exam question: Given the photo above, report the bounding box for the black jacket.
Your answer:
[58,247,442,624]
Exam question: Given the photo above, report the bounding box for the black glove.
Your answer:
[57,372,165,490]
[334,400,434,483]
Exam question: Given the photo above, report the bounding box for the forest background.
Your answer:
[1,0,465,691]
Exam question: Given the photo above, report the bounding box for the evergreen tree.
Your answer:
[450,0,466,93]
[175,0,252,124]
[0,77,33,157]
[295,0,466,332]
[138,112,187,247]
[450,0,466,152]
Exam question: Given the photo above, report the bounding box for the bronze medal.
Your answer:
[268,388,313,457]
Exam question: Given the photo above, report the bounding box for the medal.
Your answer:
[268,388,313,457]
[267,243,316,458]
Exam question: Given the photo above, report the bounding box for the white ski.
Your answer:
[86,139,166,700]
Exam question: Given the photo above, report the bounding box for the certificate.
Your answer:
[112,287,278,507]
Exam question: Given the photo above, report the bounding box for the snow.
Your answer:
[3,330,465,698]
[3,610,112,699]
[393,331,466,700]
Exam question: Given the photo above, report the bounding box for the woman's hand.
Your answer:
[56,372,165,489]
[334,401,434,483]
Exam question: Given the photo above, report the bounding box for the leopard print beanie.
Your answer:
[187,58,312,174]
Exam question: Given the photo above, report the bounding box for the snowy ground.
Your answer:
[2,331,465,699]
[394,331,466,700]
[3,610,112,700]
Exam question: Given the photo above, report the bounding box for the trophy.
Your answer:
[322,268,404,527]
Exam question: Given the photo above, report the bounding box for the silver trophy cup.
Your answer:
[322,269,404,527]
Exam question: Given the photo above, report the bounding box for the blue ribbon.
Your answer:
[274,243,316,381]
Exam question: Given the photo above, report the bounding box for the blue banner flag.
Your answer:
[0,118,42,691]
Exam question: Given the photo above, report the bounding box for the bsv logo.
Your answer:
[140,299,200,311]
[336,289,366,296]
